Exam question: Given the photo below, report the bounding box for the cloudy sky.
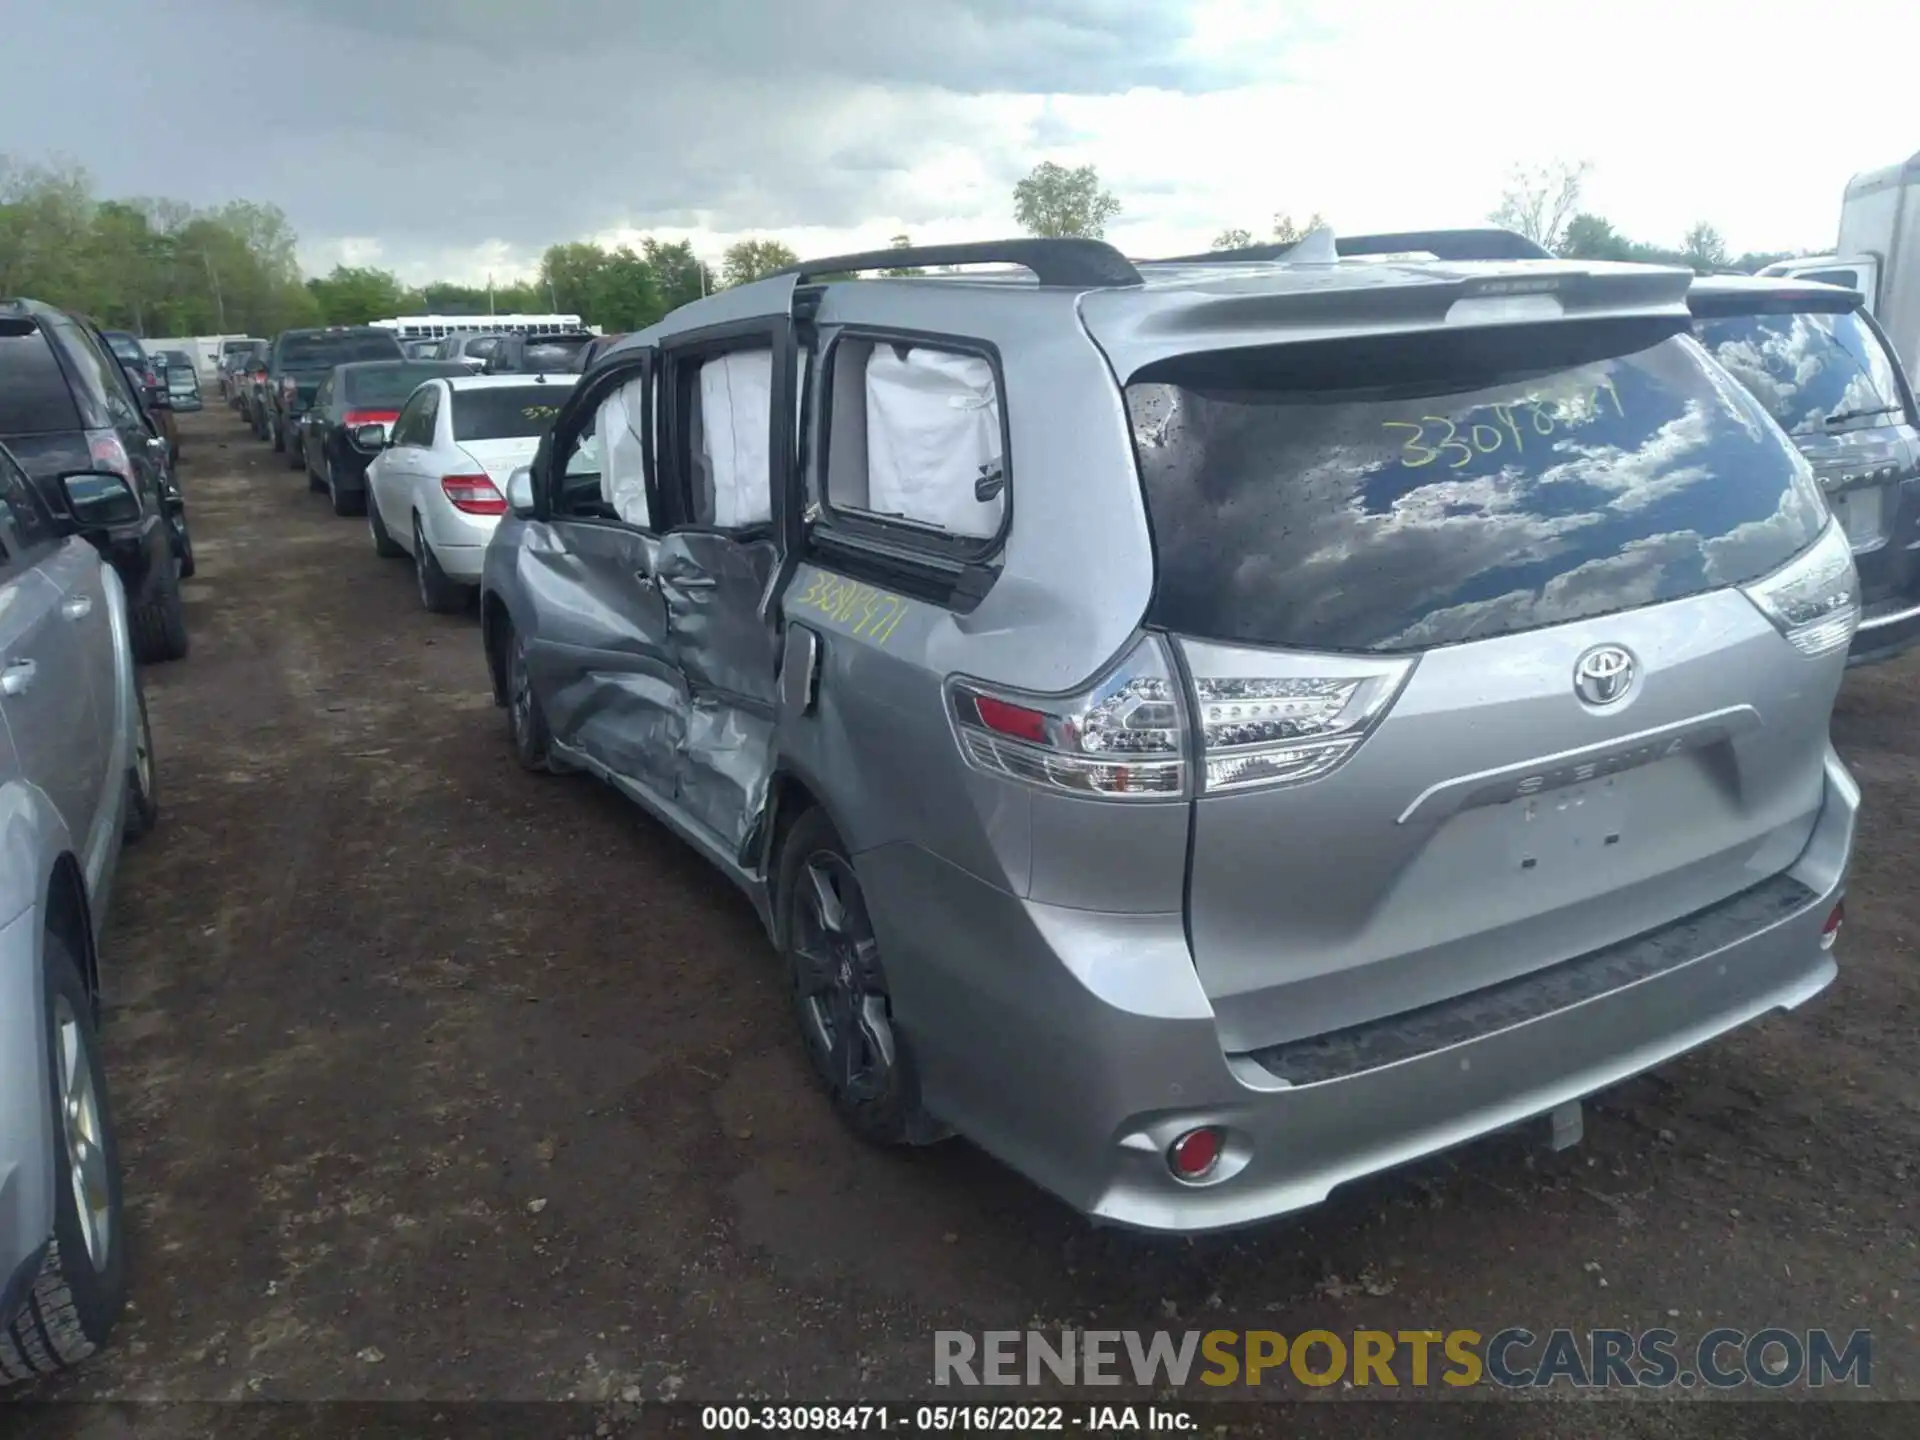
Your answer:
[8,0,1918,285]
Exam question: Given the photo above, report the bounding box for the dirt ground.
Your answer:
[11,404,1919,1432]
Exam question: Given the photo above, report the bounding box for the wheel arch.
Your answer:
[43,854,99,1009]
[481,589,513,706]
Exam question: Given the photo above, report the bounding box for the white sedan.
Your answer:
[361,373,575,612]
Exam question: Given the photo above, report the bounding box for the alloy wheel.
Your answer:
[790,853,896,1102]
[54,995,112,1271]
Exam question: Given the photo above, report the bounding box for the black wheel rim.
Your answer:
[790,852,895,1102]
[509,636,534,744]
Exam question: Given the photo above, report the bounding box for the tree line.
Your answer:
[0,153,1818,342]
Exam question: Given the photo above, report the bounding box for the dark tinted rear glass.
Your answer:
[522,339,589,372]
[102,334,145,364]
[1129,334,1826,654]
[279,332,403,367]
[451,386,567,441]
[343,364,460,406]
[0,332,82,433]
[1692,309,1905,435]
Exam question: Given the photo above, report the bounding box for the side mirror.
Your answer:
[59,470,142,529]
[352,423,389,451]
[506,466,537,518]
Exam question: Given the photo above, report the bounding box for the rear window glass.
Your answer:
[161,350,193,368]
[0,333,82,433]
[1692,309,1905,435]
[451,386,567,441]
[102,335,145,364]
[1129,334,1826,654]
[523,339,589,371]
[344,365,459,406]
[279,333,403,367]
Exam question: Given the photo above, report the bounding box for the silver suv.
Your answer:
[481,230,1859,1233]
[0,443,153,1379]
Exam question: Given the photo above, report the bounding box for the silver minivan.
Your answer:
[481,230,1859,1233]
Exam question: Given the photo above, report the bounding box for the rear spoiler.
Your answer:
[1079,260,1697,379]
[1147,227,1555,266]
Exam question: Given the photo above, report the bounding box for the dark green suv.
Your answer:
[262,327,403,464]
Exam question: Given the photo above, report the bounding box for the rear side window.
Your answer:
[450,386,566,442]
[1692,309,1905,435]
[279,333,403,367]
[1128,333,1826,654]
[522,339,588,371]
[0,333,82,433]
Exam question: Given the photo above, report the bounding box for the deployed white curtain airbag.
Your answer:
[700,350,773,528]
[864,347,1002,538]
[596,376,651,527]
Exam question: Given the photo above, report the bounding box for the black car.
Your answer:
[295,359,468,515]
[481,331,595,374]
[1690,275,1920,666]
[99,330,179,464]
[0,300,192,661]
[157,350,204,413]
[262,326,404,464]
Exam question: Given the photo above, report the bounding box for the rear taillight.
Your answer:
[947,635,1414,800]
[1821,901,1844,950]
[87,430,135,484]
[1741,521,1859,657]
[1177,639,1414,793]
[946,635,1187,799]
[280,377,298,402]
[440,474,506,516]
[343,409,400,427]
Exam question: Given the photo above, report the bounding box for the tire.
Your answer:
[129,557,190,664]
[502,622,554,773]
[122,676,159,842]
[250,402,267,441]
[0,936,127,1385]
[269,411,285,453]
[285,425,304,469]
[171,517,196,581]
[367,492,404,557]
[305,441,324,493]
[327,458,364,517]
[777,809,930,1146]
[413,518,468,614]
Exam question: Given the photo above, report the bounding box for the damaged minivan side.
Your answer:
[481,233,1859,1234]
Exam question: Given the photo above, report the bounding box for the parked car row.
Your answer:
[0,329,167,1385]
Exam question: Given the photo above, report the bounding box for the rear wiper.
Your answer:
[1825,403,1903,427]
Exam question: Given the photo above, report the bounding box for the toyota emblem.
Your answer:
[1574,645,1635,706]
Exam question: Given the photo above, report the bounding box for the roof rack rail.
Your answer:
[1149,226,1554,265]
[777,238,1142,289]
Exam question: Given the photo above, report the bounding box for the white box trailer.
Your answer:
[143,334,262,378]
[1762,148,1920,373]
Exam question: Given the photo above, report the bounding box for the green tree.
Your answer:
[882,233,922,278]
[1210,227,1255,251]
[1489,160,1591,251]
[643,238,712,312]
[306,265,414,325]
[721,237,799,288]
[1272,212,1328,243]
[1682,222,1730,273]
[1012,161,1121,239]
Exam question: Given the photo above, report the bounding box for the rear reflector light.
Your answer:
[946,635,1186,799]
[343,409,400,427]
[1742,521,1859,657]
[1168,1127,1223,1180]
[87,430,134,484]
[1178,638,1414,793]
[440,474,506,516]
[1821,901,1844,950]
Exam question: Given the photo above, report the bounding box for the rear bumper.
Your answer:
[1847,591,1920,667]
[865,749,1858,1234]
